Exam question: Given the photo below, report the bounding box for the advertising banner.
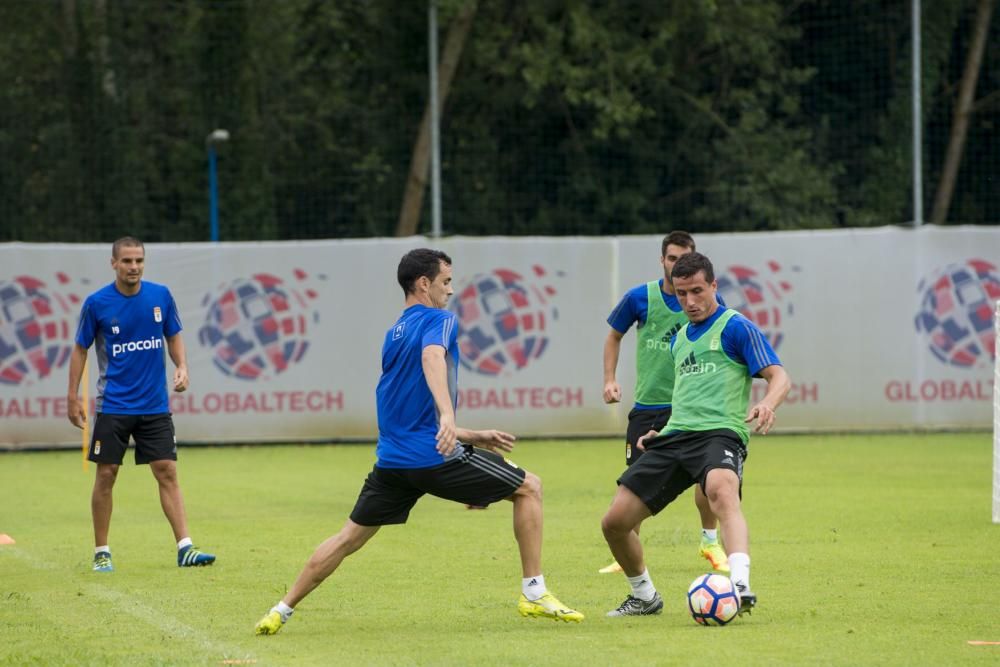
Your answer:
[0,226,996,448]
[618,227,999,431]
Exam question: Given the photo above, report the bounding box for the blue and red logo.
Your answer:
[715,261,796,349]
[449,266,560,377]
[198,270,322,380]
[0,273,82,385]
[914,258,1000,368]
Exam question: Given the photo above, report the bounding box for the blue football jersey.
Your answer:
[75,281,182,414]
[375,304,459,469]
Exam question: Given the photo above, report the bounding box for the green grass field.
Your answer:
[2,433,998,666]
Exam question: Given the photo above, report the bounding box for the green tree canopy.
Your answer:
[0,0,995,242]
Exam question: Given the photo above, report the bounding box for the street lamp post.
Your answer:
[206,129,230,242]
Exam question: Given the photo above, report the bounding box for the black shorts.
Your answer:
[617,428,745,515]
[89,413,177,465]
[349,445,527,526]
[625,406,672,466]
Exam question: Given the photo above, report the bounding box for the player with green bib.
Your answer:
[601,252,790,617]
[601,231,727,575]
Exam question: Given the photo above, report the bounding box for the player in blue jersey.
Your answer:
[601,231,728,575]
[602,252,790,617]
[254,248,583,635]
[67,237,215,572]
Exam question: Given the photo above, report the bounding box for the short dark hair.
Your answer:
[397,248,452,295]
[661,230,695,257]
[112,236,144,259]
[671,251,714,283]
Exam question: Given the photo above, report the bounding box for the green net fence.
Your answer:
[0,0,996,243]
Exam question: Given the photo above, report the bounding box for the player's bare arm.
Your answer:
[603,328,625,403]
[457,427,516,453]
[66,343,89,429]
[166,334,189,392]
[421,344,457,455]
[745,365,791,435]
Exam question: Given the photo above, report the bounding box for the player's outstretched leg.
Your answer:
[510,473,584,623]
[706,469,752,614]
[601,484,662,617]
[254,521,380,636]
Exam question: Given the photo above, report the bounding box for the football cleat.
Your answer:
[606,592,664,617]
[517,592,584,623]
[598,560,624,574]
[734,582,757,615]
[93,551,114,572]
[177,545,216,567]
[698,540,730,575]
[254,610,285,635]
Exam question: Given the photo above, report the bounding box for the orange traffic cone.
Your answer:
[0,534,15,545]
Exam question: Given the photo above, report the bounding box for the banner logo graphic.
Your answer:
[198,270,322,380]
[450,266,561,377]
[914,258,1000,368]
[0,274,81,385]
[716,261,796,349]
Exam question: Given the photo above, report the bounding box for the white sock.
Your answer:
[627,569,657,602]
[95,545,110,555]
[177,537,193,550]
[729,552,750,591]
[701,529,718,543]
[272,601,294,623]
[522,575,546,601]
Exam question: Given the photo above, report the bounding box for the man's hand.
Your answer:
[603,329,624,403]
[748,365,789,435]
[470,429,516,453]
[173,366,189,393]
[436,413,458,456]
[745,403,777,434]
[67,395,86,429]
[635,429,658,451]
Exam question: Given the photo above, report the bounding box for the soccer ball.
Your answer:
[687,574,740,626]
